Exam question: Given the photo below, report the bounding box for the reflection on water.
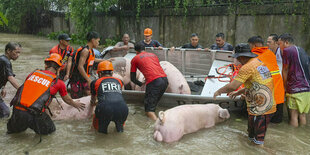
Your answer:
[0,33,310,154]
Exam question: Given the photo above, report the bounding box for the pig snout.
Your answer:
[154,111,166,142]
[154,130,163,142]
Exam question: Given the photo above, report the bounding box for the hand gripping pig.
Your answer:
[153,104,230,143]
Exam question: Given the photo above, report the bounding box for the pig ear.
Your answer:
[219,109,230,119]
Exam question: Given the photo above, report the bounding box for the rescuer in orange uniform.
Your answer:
[7,53,85,135]
[69,31,104,99]
[90,60,128,134]
[49,33,74,81]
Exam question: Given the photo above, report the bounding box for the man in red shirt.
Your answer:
[49,33,74,81]
[7,53,85,135]
[130,43,168,120]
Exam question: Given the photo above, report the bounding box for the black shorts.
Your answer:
[7,108,55,135]
[93,102,128,134]
[270,103,283,123]
[248,113,273,145]
[144,77,168,112]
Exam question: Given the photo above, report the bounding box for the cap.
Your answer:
[231,43,258,58]
[58,33,71,41]
[144,28,152,36]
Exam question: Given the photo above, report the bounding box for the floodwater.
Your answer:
[1,33,310,154]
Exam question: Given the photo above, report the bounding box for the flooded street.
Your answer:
[0,33,310,154]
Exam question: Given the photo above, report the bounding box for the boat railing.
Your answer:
[143,47,234,76]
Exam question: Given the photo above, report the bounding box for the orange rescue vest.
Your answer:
[70,46,95,81]
[50,45,73,70]
[252,47,285,104]
[11,70,56,112]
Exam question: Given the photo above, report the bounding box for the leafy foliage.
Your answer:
[0,0,51,33]
[47,31,87,45]
[104,38,119,47]
[0,0,309,39]
[0,12,8,27]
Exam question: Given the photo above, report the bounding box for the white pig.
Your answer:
[132,61,191,94]
[109,57,131,86]
[48,96,94,120]
[109,57,144,90]
[160,61,191,94]
[153,104,230,143]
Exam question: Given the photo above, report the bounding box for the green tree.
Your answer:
[0,12,8,27]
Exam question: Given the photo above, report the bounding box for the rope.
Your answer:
[205,64,241,82]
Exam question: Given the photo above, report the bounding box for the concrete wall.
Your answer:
[38,6,310,52]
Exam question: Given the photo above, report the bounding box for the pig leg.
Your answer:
[204,120,216,128]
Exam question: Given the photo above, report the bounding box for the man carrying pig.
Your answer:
[90,60,128,134]
[130,43,168,120]
[214,43,276,147]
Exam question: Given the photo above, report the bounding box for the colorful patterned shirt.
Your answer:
[234,58,276,115]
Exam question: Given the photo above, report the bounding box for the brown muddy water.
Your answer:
[0,33,310,154]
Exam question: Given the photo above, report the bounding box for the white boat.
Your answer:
[123,47,244,111]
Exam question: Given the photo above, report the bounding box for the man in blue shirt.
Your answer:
[182,33,203,50]
[210,33,234,51]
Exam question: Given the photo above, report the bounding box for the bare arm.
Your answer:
[61,94,85,111]
[64,56,72,81]
[213,80,243,99]
[78,49,91,83]
[228,87,246,99]
[90,94,97,106]
[94,58,104,63]
[113,45,129,51]
[8,76,20,89]
[282,64,288,91]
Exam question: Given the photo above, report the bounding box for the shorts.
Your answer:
[0,97,10,118]
[144,77,168,112]
[7,108,55,135]
[248,113,273,145]
[93,102,128,134]
[286,92,310,113]
[270,103,283,123]
[69,80,90,99]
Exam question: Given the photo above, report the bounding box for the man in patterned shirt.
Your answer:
[214,43,276,147]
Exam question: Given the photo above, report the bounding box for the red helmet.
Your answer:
[144,28,152,36]
[97,60,114,73]
[45,53,62,67]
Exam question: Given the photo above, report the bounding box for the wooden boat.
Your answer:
[122,47,244,111]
